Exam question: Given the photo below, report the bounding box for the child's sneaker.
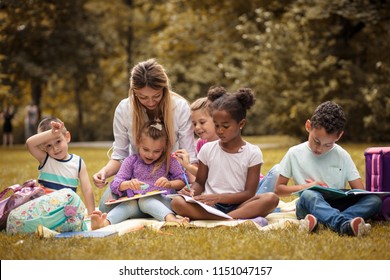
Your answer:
[299,214,318,233]
[348,217,371,237]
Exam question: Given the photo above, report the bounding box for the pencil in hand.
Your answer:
[172,152,193,197]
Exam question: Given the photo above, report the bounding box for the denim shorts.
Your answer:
[215,203,239,214]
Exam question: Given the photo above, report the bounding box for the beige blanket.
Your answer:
[91,198,299,235]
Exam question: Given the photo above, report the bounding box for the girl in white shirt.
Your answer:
[171,86,279,225]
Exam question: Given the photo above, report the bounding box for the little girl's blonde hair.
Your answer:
[190,97,211,115]
[136,119,170,175]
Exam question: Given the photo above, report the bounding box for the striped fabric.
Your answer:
[38,154,81,191]
[371,153,382,192]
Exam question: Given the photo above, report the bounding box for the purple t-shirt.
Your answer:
[110,154,185,198]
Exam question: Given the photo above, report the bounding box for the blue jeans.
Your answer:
[98,186,119,213]
[106,195,174,224]
[296,190,382,234]
[256,164,280,194]
[138,195,175,221]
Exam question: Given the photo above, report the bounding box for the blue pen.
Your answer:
[172,152,192,196]
[181,165,191,192]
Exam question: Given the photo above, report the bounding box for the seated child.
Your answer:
[173,96,218,180]
[175,93,278,193]
[7,117,95,235]
[274,101,382,236]
[171,86,279,225]
[91,119,189,229]
[26,117,95,214]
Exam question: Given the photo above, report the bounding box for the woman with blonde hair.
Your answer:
[93,59,196,212]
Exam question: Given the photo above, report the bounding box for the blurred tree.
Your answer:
[131,0,268,134]
[131,0,390,140]
[76,0,132,141]
[0,0,131,141]
[1,0,388,142]
[0,0,54,118]
[233,0,390,141]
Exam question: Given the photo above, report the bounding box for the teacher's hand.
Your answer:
[93,169,108,188]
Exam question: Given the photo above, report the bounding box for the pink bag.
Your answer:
[364,147,390,220]
[0,179,46,229]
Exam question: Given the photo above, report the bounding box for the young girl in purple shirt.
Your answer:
[91,120,189,229]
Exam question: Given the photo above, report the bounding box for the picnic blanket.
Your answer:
[38,198,299,237]
[89,198,299,235]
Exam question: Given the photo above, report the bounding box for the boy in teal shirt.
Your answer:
[275,101,381,236]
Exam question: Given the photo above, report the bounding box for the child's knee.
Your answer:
[171,197,185,212]
[259,192,279,207]
[138,197,153,211]
[300,190,320,201]
[269,193,280,207]
[266,192,279,208]
[367,195,382,212]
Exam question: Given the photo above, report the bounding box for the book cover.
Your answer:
[293,185,390,201]
[104,190,167,205]
[55,230,118,238]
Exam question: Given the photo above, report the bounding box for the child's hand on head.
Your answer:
[50,121,64,135]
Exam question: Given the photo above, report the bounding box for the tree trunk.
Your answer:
[124,0,133,69]
[31,79,42,120]
[75,89,84,142]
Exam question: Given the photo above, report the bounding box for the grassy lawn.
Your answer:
[0,137,389,260]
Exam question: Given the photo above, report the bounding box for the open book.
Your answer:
[104,190,167,205]
[293,185,390,201]
[166,194,232,219]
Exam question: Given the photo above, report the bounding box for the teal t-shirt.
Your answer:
[279,142,360,189]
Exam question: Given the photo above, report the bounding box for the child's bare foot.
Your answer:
[91,210,110,230]
[165,213,190,225]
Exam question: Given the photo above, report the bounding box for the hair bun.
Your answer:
[236,88,255,110]
[207,86,227,102]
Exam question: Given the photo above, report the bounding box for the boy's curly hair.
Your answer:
[310,101,346,136]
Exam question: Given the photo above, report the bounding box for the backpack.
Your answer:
[6,188,87,234]
[0,179,46,230]
[364,147,390,220]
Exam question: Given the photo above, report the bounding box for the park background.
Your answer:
[1,0,390,144]
[1,1,390,261]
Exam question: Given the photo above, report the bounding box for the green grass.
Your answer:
[1,137,390,260]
